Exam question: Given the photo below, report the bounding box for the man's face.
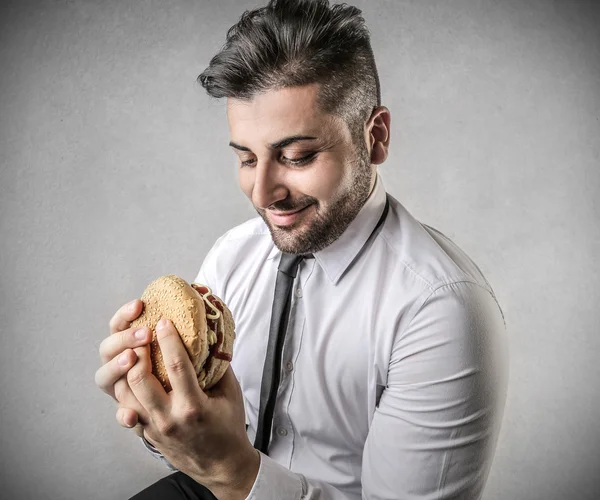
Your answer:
[227,84,374,255]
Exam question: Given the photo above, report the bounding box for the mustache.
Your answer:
[265,196,318,212]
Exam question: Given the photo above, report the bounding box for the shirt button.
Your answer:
[285,360,294,372]
[295,287,303,298]
[276,427,288,437]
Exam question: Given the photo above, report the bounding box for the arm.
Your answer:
[245,281,508,500]
[362,281,508,499]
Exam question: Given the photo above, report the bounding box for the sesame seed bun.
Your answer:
[130,274,235,391]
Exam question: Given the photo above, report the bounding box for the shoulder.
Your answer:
[380,194,496,295]
[374,194,505,327]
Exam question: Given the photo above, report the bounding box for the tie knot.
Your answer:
[278,253,304,278]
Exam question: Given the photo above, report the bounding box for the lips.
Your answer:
[267,204,312,227]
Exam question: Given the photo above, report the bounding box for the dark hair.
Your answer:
[198,0,381,145]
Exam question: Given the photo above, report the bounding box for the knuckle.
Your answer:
[156,324,174,341]
[94,368,105,390]
[98,337,110,361]
[156,418,177,437]
[166,356,188,375]
[94,367,114,395]
[127,366,146,388]
[119,329,131,347]
[180,404,201,422]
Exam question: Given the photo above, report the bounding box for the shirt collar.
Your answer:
[266,174,388,282]
[314,173,387,284]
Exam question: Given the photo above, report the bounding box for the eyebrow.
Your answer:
[229,135,318,152]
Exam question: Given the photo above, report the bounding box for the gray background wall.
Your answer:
[1,0,598,498]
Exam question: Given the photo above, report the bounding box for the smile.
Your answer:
[267,204,313,227]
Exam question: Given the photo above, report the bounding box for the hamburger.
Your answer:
[130,274,235,391]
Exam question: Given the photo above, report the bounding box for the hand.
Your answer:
[95,300,153,436]
[128,318,259,499]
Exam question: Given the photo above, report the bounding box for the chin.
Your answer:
[268,223,317,254]
[271,229,307,254]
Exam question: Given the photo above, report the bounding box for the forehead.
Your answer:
[226,84,341,143]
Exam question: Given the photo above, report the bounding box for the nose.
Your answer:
[251,159,288,209]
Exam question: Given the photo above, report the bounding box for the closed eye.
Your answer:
[240,157,257,167]
[237,152,317,168]
[281,152,317,166]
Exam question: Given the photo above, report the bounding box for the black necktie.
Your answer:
[253,194,390,454]
[253,252,304,453]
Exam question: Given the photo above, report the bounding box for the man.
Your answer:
[95,0,508,498]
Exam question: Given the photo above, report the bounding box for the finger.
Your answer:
[127,344,169,415]
[95,348,138,397]
[116,407,139,429]
[155,318,205,401]
[109,299,144,335]
[114,376,151,426]
[99,325,151,364]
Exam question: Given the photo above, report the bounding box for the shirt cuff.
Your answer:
[139,436,179,471]
[245,453,306,500]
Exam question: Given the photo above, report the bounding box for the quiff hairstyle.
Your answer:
[198,0,381,146]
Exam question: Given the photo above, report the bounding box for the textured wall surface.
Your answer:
[1,0,599,499]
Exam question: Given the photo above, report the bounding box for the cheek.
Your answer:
[302,158,348,200]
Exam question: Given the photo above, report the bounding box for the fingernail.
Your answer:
[135,328,147,340]
[127,300,137,312]
[156,318,168,330]
[118,352,130,366]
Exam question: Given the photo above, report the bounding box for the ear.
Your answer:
[366,106,391,165]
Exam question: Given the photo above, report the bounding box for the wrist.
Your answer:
[199,446,260,500]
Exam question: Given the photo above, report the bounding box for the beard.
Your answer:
[255,145,373,255]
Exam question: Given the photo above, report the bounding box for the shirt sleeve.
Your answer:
[246,280,507,500]
[246,453,350,500]
[361,280,509,499]
[139,436,178,471]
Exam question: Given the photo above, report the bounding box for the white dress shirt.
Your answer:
[144,174,508,499]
